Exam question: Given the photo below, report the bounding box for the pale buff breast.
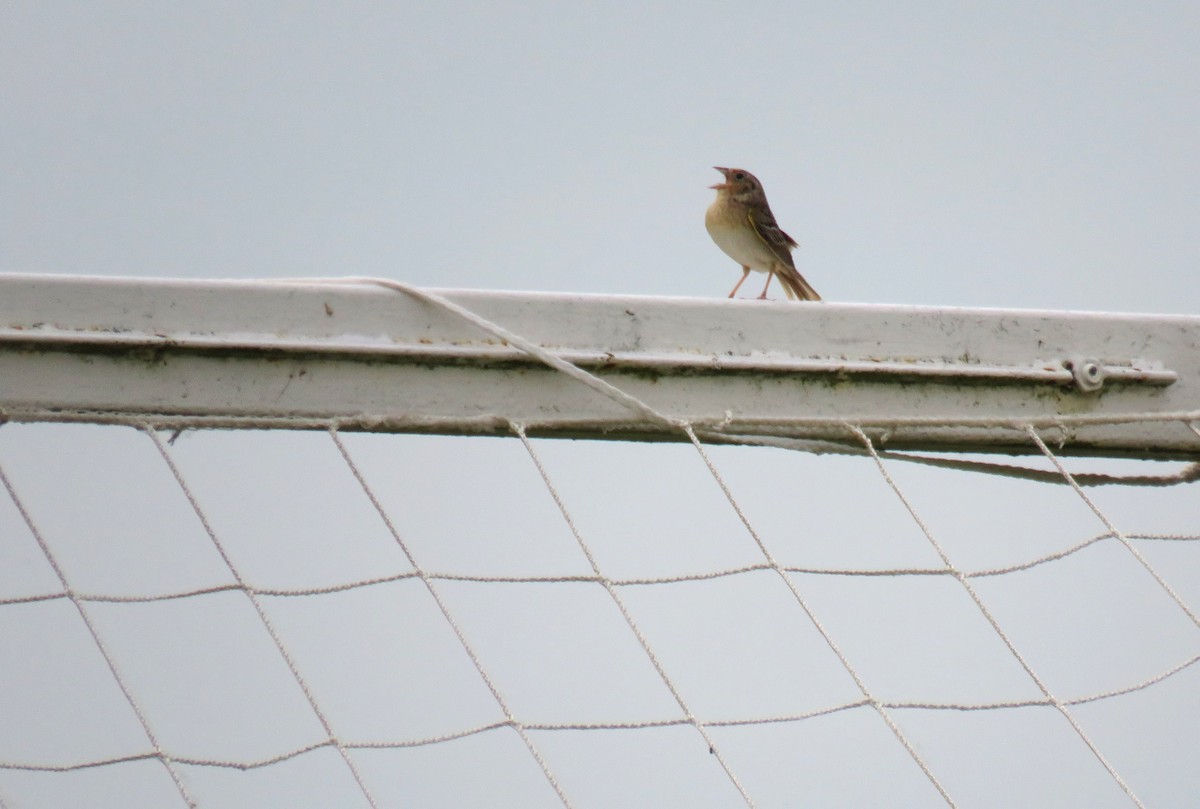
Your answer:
[705,201,779,274]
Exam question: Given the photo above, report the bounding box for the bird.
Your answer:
[705,167,821,301]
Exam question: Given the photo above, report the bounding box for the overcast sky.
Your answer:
[3,3,1200,808]
[4,2,1199,312]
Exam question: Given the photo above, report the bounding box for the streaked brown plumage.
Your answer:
[704,167,821,301]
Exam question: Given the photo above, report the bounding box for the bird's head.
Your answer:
[710,167,764,202]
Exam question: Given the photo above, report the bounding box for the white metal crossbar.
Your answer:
[2,274,1198,459]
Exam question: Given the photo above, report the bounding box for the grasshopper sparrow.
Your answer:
[705,167,821,301]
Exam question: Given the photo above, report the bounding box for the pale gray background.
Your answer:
[4,2,1199,312]
[2,3,1200,808]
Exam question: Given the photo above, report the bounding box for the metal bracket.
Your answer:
[1060,357,1174,393]
[0,324,1176,393]
[1064,357,1106,392]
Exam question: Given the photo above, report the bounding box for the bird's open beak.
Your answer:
[709,166,730,190]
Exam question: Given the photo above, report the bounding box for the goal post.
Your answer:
[1,273,1197,459]
[1,272,1199,809]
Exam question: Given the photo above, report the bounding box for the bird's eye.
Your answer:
[734,172,745,180]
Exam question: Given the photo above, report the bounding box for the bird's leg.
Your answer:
[727,266,751,298]
[757,272,774,299]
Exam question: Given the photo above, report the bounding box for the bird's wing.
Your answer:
[746,207,799,267]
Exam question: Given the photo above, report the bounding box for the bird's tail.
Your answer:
[778,267,822,302]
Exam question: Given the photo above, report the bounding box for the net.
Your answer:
[1,276,1198,808]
